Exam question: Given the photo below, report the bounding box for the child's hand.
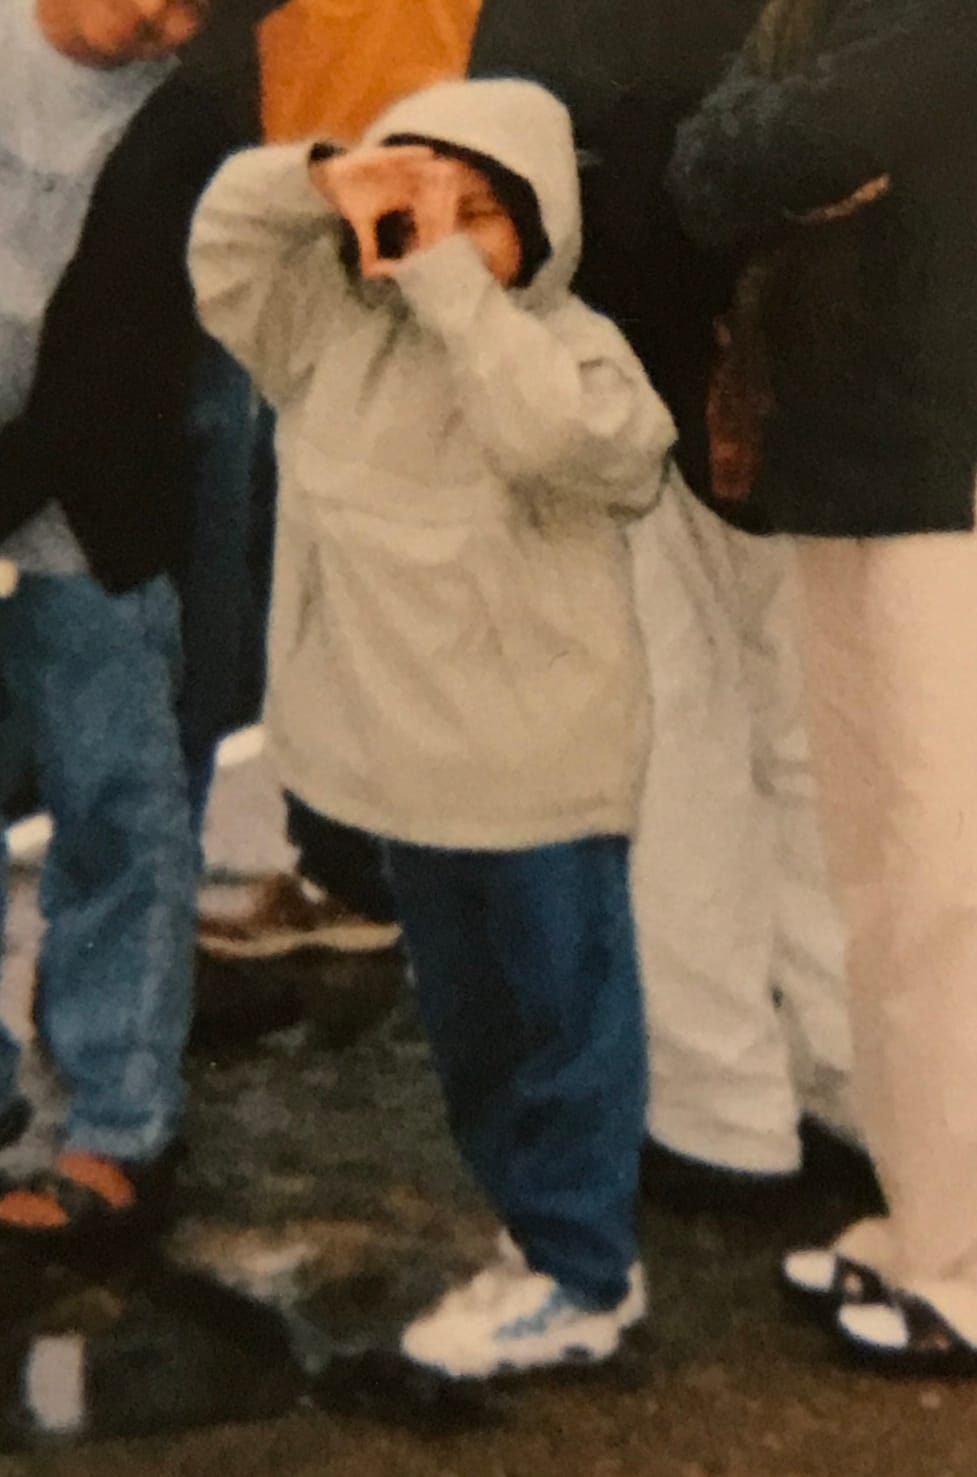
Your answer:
[365,158,463,279]
[309,146,435,223]
[309,147,462,277]
[790,174,891,224]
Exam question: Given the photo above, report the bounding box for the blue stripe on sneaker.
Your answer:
[497,1287,578,1341]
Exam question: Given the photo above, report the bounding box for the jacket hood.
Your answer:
[361,78,581,306]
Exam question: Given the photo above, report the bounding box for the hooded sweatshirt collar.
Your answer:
[359,78,581,309]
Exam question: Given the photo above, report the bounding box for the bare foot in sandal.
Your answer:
[0,1153,137,1230]
[0,1146,181,1243]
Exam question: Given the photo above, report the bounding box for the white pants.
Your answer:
[629,475,854,1172]
[797,514,977,1309]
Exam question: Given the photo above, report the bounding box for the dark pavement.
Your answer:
[0,754,971,1475]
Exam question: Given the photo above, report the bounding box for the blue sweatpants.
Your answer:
[385,835,648,1309]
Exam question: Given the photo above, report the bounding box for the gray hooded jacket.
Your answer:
[189,79,675,848]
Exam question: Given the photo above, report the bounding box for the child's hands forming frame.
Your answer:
[309,146,464,278]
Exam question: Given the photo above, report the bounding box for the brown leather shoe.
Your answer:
[197,873,401,960]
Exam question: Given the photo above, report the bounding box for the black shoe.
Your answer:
[837,1292,977,1378]
[780,1246,888,1328]
[13,1266,304,1442]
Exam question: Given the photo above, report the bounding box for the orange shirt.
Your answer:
[259,0,483,144]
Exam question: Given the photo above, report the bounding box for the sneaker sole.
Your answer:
[197,923,402,960]
[403,1290,647,1381]
[404,1324,633,1382]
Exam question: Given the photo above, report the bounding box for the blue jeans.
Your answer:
[0,573,196,1162]
[385,835,648,1308]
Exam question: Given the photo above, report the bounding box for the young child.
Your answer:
[189,78,675,1379]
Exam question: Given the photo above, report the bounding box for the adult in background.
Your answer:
[668,0,977,1368]
[469,0,860,1206]
[0,0,266,1244]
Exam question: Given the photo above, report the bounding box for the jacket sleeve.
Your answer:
[666,1,974,248]
[188,142,350,408]
[394,236,676,519]
[0,76,239,563]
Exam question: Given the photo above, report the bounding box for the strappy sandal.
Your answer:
[837,1292,977,1377]
[0,1145,182,1254]
[781,1247,888,1322]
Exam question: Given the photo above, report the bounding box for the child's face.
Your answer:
[452,160,523,287]
[37,0,210,65]
[312,146,527,287]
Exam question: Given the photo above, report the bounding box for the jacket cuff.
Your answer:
[233,142,343,222]
[394,234,495,337]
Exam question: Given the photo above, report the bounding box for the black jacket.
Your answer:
[0,71,244,592]
[667,0,977,537]
[469,0,769,530]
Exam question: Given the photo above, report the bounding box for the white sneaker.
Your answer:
[401,1240,646,1379]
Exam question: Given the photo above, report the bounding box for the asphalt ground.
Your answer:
[0,754,971,1474]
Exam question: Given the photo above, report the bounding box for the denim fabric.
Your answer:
[0,572,195,1161]
[285,791,396,923]
[385,835,648,1308]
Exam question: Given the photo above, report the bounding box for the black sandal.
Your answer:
[781,1247,887,1322]
[838,1292,977,1377]
[0,1143,183,1253]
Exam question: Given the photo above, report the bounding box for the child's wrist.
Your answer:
[395,234,494,334]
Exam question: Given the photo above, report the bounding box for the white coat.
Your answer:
[189,79,676,848]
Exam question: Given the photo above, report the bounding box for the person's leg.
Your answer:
[382,841,526,1200]
[0,694,39,825]
[482,837,647,1305]
[740,539,855,1144]
[793,516,977,1345]
[196,792,401,959]
[389,836,647,1375]
[0,820,29,1142]
[177,342,266,852]
[285,792,396,923]
[0,678,40,1133]
[2,573,195,1169]
[182,740,218,854]
[388,836,645,1310]
[630,475,801,1173]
